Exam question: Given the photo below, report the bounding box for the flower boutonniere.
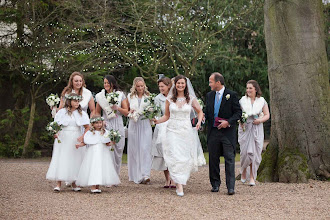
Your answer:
[225,94,230,100]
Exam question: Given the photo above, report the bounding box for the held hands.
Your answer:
[217,120,229,129]
[77,136,84,143]
[75,142,85,149]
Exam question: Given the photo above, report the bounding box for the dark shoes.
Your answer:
[211,186,219,192]
[227,189,235,195]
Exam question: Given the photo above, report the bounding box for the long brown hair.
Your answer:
[61,72,86,97]
[171,75,190,103]
[246,80,262,98]
[64,93,83,115]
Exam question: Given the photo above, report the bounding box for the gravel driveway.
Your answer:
[0,159,329,220]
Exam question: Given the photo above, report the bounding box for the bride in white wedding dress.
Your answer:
[155,75,206,196]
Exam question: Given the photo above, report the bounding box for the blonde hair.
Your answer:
[129,77,150,98]
[61,72,86,97]
[89,115,106,135]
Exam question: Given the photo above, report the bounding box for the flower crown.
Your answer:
[90,116,104,123]
[65,94,83,100]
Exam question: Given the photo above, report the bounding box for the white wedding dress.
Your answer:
[162,96,206,185]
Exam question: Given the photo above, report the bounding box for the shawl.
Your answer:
[71,87,92,111]
[127,93,149,114]
[239,96,266,117]
[83,130,111,145]
[95,89,124,119]
[54,108,89,126]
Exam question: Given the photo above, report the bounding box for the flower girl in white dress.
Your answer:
[46,93,90,192]
[76,115,120,193]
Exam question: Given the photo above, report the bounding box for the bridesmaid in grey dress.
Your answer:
[125,77,153,184]
[238,80,270,186]
[95,75,129,176]
[151,77,175,188]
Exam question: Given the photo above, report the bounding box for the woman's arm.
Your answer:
[114,98,129,116]
[192,98,203,130]
[120,98,130,117]
[57,96,65,111]
[253,102,270,125]
[95,103,102,116]
[155,100,170,124]
[88,97,95,117]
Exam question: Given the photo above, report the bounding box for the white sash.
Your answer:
[95,89,124,119]
[128,93,149,114]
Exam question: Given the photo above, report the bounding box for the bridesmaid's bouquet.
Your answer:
[142,93,161,126]
[46,121,62,143]
[128,110,141,122]
[106,92,120,113]
[238,111,249,131]
[104,129,122,151]
[46,93,60,118]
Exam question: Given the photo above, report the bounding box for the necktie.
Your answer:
[216,92,220,102]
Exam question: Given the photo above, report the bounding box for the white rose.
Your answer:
[114,97,118,102]
[48,127,53,131]
[226,94,230,100]
[49,101,55,106]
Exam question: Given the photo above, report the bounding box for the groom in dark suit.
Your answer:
[204,72,242,195]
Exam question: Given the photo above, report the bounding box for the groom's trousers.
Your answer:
[208,127,235,190]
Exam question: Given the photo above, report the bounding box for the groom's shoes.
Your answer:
[227,189,235,195]
[211,186,219,192]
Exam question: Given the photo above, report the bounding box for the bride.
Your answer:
[155,75,206,196]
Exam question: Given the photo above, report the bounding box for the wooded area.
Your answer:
[0,0,328,182]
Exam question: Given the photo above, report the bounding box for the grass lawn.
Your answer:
[121,153,240,164]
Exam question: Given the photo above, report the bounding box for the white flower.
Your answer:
[48,127,53,131]
[114,97,118,102]
[226,94,230,100]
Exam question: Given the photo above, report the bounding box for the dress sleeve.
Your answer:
[75,111,90,126]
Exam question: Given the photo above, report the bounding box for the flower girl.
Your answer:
[76,115,120,193]
[46,93,90,192]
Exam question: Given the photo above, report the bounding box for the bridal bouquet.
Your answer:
[104,129,122,151]
[106,92,120,113]
[46,93,61,118]
[142,93,161,126]
[197,98,204,109]
[46,121,62,143]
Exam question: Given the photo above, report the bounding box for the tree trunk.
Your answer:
[22,93,36,157]
[258,0,330,182]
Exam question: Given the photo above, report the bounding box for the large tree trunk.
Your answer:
[258,0,330,182]
[22,93,36,157]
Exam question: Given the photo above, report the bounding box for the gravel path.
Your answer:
[0,159,329,220]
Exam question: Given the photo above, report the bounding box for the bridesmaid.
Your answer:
[95,75,129,176]
[57,72,95,186]
[238,80,270,186]
[125,77,153,184]
[151,77,174,188]
[58,72,95,116]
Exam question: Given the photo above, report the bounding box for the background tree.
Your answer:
[258,0,330,182]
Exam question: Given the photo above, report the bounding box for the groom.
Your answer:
[205,72,242,195]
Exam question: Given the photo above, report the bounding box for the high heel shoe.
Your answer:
[176,189,184,197]
[53,187,60,192]
[241,178,246,183]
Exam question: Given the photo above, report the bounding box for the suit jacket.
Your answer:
[204,88,242,148]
